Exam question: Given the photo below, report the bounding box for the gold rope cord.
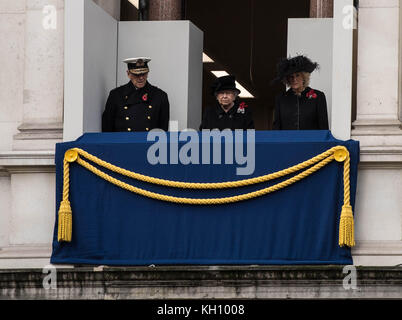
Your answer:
[76,154,334,205]
[57,145,355,247]
[70,146,347,189]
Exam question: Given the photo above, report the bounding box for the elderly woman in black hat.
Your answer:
[272,55,329,130]
[199,75,254,130]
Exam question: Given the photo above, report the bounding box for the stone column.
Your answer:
[310,0,334,18]
[13,0,64,151]
[0,1,25,152]
[351,0,402,266]
[149,0,182,20]
[0,1,63,267]
[352,0,402,152]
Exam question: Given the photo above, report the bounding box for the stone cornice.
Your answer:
[352,240,402,255]
[351,122,402,163]
[0,265,401,299]
[358,0,400,8]
[0,246,52,259]
[358,147,402,165]
[12,122,63,151]
[0,151,55,172]
[2,241,400,259]
[0,148,401,170]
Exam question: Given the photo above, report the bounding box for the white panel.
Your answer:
[187,23,203,129]
[92,0,121,20]
[288,18,333,130]
[331,0,354,140]
[118,21,203,130]
[63,0,117,141]
[83,0,118,133]
[0,176,11,246]
[9,173,55,245]
[354,169,402,241]
[63,0,84,141]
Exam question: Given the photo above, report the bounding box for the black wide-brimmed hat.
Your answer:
[273,55,319,83]
[211,75,241,95]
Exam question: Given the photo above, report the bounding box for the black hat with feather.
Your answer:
[273,55,319,83]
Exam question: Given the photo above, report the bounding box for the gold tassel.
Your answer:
[339,204,355,247]
[57,200,72,242]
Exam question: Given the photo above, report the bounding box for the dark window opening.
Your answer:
[120,0,311,130]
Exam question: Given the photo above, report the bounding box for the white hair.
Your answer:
[215,90,239,98]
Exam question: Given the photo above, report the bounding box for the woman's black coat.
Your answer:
[273,87,329,130]
[199,100,254,130]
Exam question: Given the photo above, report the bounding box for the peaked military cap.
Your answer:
[124,57,151,75]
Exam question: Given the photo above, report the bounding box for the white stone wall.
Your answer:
[351,0,402,266]
[0,0,119,268]
[0,1,24,260]
[0,0,63,268]
[0,0,401,268]
[0,1,25,152]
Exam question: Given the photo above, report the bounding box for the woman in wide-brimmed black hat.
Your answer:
[199,75,254,130]
[272,55,329,130]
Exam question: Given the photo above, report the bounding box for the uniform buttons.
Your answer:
[127,128,131,132]
[126,117,130,120]
[146,128,149,131]
[125,96,128,100]
[149,105,152,109]
[124,106,128,110]
[147,116,151,120]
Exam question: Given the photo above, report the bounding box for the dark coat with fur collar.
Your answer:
[273,87,329,130]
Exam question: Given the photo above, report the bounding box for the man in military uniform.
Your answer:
[102,57,170,132]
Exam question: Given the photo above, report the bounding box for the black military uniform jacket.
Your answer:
[102,81,169,132]
[273,87,329,130]
[199,101,254,130]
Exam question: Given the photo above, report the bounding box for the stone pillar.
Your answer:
[0,0,63,267]
[149,0,182,20]
[310,0,333,18]
[13,0,64,151]
[351,0,402,266]
[352,0,402,151]
[0,1,25,152]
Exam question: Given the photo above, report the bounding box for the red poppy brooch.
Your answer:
[306,89,317,99]
[237,102,248,114]
[142,93,148,101]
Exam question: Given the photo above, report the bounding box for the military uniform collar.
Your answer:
[123,81,152,104]
[124,81,151,95]
[126,80,151,91]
